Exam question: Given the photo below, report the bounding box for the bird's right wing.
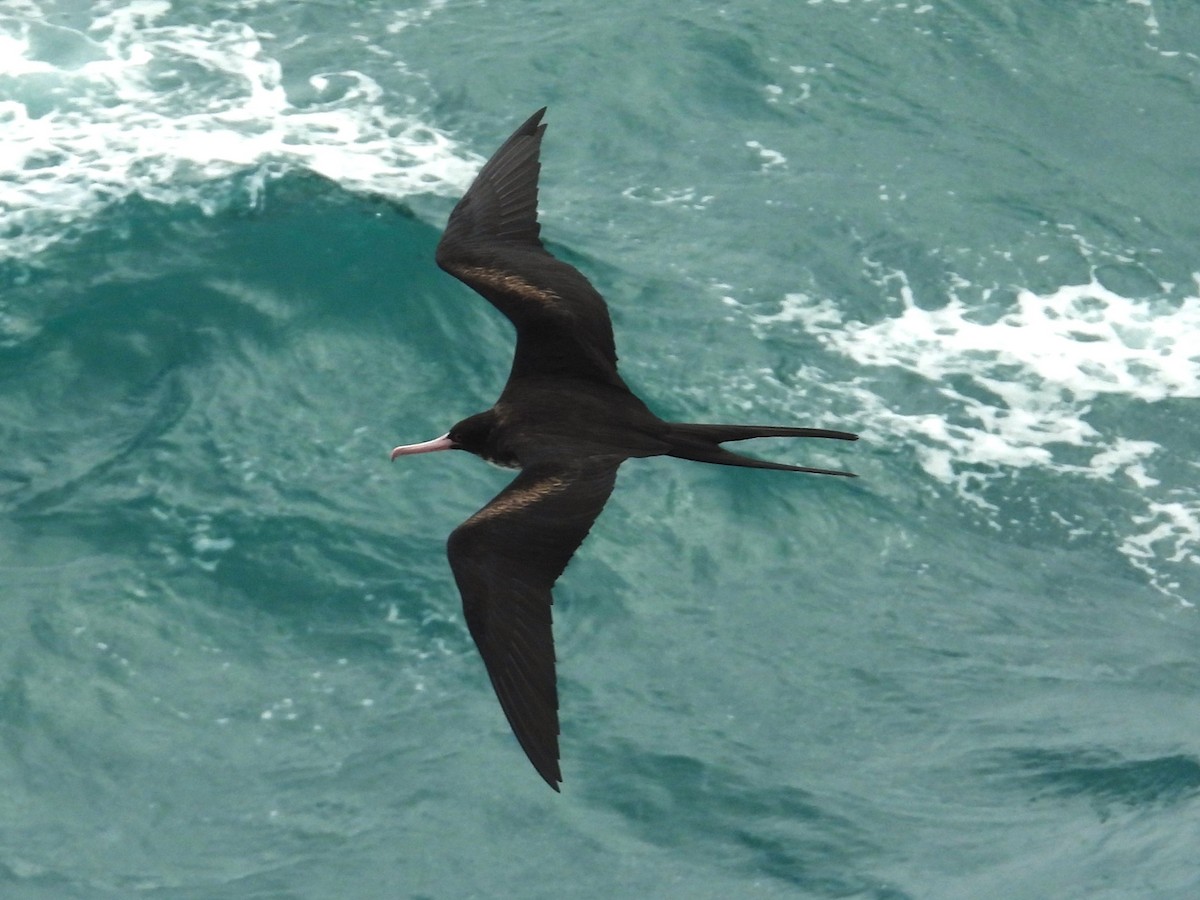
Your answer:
[446,459,621,790]
[435,109,628,388]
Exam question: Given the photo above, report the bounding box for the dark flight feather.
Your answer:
[434,108,627,389]
[447,461,621,790]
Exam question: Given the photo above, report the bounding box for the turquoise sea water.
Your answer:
[3,1,1200,897]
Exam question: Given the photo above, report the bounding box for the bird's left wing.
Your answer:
[434,109,627,389]
[446,459,621,790]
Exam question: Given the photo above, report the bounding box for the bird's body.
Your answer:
[472,378,666,467]
[391,108,857,790]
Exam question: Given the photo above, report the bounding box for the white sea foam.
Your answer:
[620,185,714,209]
[752,270,1200,604]
[761,275,1200,481]
[1127,0,1160,37]
[0,1,479,262]
[745,140,787,172]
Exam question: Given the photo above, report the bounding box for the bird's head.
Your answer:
[390,409,516,467]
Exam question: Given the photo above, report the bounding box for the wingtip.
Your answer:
[522,106,548,134]
[527,749,562,791]
[533,749,563,791]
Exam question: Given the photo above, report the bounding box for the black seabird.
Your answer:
[391,108,857,790]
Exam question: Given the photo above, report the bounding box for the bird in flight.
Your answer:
[391,108,857,790]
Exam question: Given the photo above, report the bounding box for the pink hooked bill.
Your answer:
[390,433,455,461]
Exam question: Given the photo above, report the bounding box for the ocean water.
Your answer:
[2,0,1199,896]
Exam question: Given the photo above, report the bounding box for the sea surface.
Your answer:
[3,1,1199,897]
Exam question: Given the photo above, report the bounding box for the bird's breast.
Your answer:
[494,380,669,463]
[478,450,522,470]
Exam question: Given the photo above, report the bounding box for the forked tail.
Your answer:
[664,422,858,477]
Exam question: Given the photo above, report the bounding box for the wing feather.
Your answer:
[446,460,620,790]
[435,109,626,387]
